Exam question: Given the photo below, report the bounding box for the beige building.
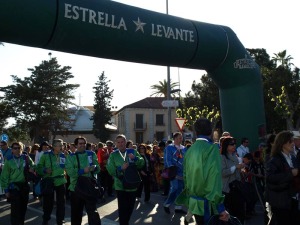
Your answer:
[51,97,184,145]
[113,97,180,144]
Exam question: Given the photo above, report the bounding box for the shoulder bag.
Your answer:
[122,162,142,189]
[74,153,104,201]
[161,166,177,180]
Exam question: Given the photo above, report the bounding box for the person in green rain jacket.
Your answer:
[176,118,229,225]
[36,139,67,225]
[0,142,34,225]
[106,134,144,225]
[65,136,101,225]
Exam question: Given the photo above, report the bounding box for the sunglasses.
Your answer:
[228,142,236,146]
[12,147,21,150]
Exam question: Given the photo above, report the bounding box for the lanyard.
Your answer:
[13,156,21,169]
[119,150,127,162]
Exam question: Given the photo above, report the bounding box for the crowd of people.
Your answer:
[0,119,300,225]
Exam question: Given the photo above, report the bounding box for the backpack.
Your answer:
[122,163,141,189]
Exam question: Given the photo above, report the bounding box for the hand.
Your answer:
[84,166,90,173]
[89,165,96,172]
[46,168,52,174]
[5,192,10,198]
[292,168,299,176]
[236,163,244,170]
[128,153,135,160]
[219,210,229,221]
[63,150,69,155]
[141,171,147,176]
[122,162,129,170]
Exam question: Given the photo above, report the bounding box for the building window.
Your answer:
[156,131,164,142]
[136,114,144,129]
[136,132,143,144]
[156,114,164,126]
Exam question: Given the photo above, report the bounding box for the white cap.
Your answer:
[292,131,300,139]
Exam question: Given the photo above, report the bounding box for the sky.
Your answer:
[1,0,299,110]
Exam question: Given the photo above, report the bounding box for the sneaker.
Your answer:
[164,206,170,214]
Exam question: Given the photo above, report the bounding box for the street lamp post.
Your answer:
[166,0,172,139]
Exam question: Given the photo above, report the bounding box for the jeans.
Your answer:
[164,178,184,207]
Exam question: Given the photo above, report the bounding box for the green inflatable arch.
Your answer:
[0,0,265,150]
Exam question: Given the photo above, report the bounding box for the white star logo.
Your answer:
[133,17,146,33]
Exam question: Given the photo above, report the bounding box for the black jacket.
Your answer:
[139,154,153,176]
[265,153,295,209]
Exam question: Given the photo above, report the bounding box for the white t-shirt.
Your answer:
[237,145,249,158]
[35,151,44,165]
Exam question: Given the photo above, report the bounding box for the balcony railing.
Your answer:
[134,122,147,131]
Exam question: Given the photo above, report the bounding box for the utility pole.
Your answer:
[166,0,172,140]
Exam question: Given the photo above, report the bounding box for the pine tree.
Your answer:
[0,57,79,142]
[92,71,114,141]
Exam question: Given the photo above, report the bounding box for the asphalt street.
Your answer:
[0,191,264,225]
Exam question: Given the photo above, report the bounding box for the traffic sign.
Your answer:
[0,133,9,142]
[161,100,179,108]
[175,118,186,131]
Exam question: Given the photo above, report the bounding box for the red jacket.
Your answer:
[97,147,113,171]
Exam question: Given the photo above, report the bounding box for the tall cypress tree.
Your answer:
[92,71,114,141]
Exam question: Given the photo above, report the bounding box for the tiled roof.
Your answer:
[121,97,167,110]
[83,106,95,112]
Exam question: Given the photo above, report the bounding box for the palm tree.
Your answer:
[150,79,180,97]
[272,50,294,69]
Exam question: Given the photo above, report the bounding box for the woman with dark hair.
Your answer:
[221,136,246,224]
[136,143,153,202]
[35,141,50,165]
[265,131,299,225]
[264,134,276,165]
[126,140,133,149]
[29,144,40,161]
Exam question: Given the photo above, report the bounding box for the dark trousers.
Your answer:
[42,184,65,225]
[162,178,170,195]
[10,184,29,225]
[136,174,151,201]
[223,191,245,223]
[99,170,113,196]
[194,215,206,225]
[270,199,299,225]
[65,175,71,199]
[70,191,101,225]
[116,190,136,225]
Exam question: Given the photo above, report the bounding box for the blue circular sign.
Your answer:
[1,134,8,142]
